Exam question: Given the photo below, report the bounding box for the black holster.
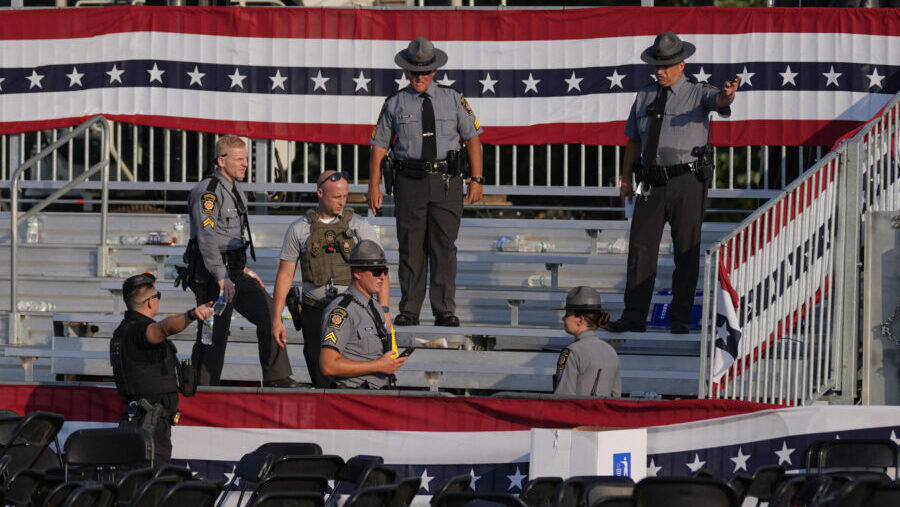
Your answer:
[382,154,396,195]
[286,286,303,331]
[691,144,715,184]
[174,239,207,291]
[223,245,248,272]
[180,359,197,397]
[448,147,469,178]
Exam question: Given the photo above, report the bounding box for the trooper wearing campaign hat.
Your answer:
[368,36,485,329]
[319,241,407,389]
[608,32,741,335]
[554,286,621,397]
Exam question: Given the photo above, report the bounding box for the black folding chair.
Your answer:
[388,476,421,507]
[817,439,900,479]
[255,443,322,459]
[217,450,274,507]
[726,472,751,503]
[863,482,900,507]
[268,454,345,479]
[246,491,325,507]
[744,465,785,503]
[632,477,737,507]
[0,411,65,474]
[158,480,223,507]
[431,475,472,504]
[821,476,890,507]
[432,491,528,507]
[3,468,44,506]
[769,475,832,507]
[358,464,398,489]
[61,483,117,507]
[117,467,157,506]
[554,476,634,507]
[248,474,330,501]
[344,485,397,507]
[129,475,181,507]
[591,497,632,507]
[154,464,193,481]
[521,477,562,507]
[63,427,153,482]
[41,481,84,507]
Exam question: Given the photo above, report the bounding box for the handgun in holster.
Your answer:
[382,151,396,196]
[174,239,206,291]
[691,144,715,185]
[286,286,303,331]
[446,146,469,179]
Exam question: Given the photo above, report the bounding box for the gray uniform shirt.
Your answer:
[321,285,390,389]
[370,81,483,160]
[279,212,380,303]
[624,75,730,166]
[554,329,622,397]
[188,170,247,282]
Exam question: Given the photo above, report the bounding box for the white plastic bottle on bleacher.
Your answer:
[527,275,550,287]
[172,215,186,245]
[25,216,41,244]
[609,238,628,254]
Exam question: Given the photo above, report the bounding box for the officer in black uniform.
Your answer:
[554,286,621,397]
[368,37,484,328]
[183,134,297,387]
[110,273,211,464]
[320,240,408,389]
[608,32,740,335]
[271,170,388,388]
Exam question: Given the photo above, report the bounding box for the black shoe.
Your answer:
[394,313,420,326]
[606,319,647,333]
[263,377,301,388]
[434,314,460,327]
[670,323,690,334]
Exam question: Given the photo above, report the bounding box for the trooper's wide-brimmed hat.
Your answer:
[640,32,696,66]
[560,286,604,312]
[394,37,448,72]
[345,240,388,268]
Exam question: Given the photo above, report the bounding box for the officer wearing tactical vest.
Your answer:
[554,286,622,397]
[271,170,388,388]
[368,36,484,328]
[110,273,211,464]
[183,134,297,387]
[320,240,407,389]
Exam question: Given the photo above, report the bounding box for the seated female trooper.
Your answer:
[554,286,622,397]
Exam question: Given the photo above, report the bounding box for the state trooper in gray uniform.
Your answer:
[368,37,484,328]
[183,134,297,387]
[319,240,408,389]
[608,32,740,335]
[271,170,388,388]
[555,286,621,397]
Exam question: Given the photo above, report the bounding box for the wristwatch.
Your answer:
[381,305,390,313]
[470,176,485,185]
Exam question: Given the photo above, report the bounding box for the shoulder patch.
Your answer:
[461,96,481,129]
[557,347,570,372]
[202,217,215,229]
[327,308,348,330]
[324,331,337,344]
[201,193,217,215]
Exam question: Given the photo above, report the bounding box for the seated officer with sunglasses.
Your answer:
[271,170,388,388]
[320,240,408,389]
[110,273,212,464]
[368,36,484,328]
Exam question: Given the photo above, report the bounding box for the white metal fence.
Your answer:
[699,92,900,406]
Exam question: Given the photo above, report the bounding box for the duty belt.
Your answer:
[651,162,695,180]
[400,159,450,174]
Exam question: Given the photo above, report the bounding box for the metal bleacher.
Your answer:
[0,211,733,397]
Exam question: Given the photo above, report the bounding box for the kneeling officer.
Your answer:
[320,240,407,389]
[554,286,622,397]
[110,273,211,464]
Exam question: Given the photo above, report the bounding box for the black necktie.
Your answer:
[644,86,668,167]
[421,93,437,161]
[229,182,256,261]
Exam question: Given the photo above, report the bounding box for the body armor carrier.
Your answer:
[110,323,181,398]
[301,209,357,287]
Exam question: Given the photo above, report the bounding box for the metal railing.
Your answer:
[0,122,818,210]
[699,92,900,406]
[8,116,111,346]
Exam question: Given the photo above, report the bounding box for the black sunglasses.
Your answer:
[361,267,388,277]
[141,291,161,304]
[318,171,348,187]
[410,70,432,77]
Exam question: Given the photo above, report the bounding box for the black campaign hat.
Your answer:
[562,286,604,312]
[640,32,696,66]
[345,240,388,268]
[122,273,156,300]
[394,37,448,72]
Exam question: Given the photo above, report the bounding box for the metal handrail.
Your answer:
[8,115,110,345]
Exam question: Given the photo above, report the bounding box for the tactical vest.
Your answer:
[110,320,181,398]
[301,209,357,287]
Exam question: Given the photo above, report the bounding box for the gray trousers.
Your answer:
[300,304,330,388]
[190,271,293,385]
[394,171,463,317]
[622,172,707,327]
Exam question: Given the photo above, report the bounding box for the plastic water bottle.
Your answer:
[496,236,520,252]
[520,240,554,253]
[25,216,40,244]
[17,300,55,312]
[201,292,228,345]
[111,266,138,278]
[172,216,186,245]
[658,241,674,255]
[609,238,628,254]
[527,275,549,287]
